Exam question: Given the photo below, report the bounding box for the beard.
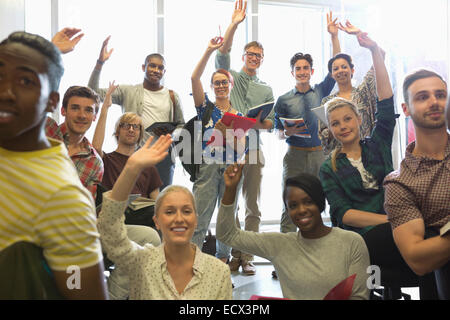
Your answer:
[410,113,446,130]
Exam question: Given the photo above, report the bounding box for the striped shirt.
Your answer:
[45,117,103,199]
[383,134,450,230]
[0,139,103,271]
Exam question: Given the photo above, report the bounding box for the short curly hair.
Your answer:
[0,31,64,92]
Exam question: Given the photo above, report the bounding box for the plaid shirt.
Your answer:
[319,96,398,234]
[383,133,450,230]
[45,117,103,199]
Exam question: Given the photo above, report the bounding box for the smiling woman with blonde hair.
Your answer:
[97,135,232,299]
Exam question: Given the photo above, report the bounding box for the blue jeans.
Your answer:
[155,152,174,191]
[191,163,239,260]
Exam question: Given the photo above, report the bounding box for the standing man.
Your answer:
[45,86,103,200]
[383,69,449,300]
[215,0,274,275]
[88,37,185,191]
[0,31,107,299]
[274,12,341,234]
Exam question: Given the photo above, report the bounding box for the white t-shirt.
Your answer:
[141,87,173,145]
[142,87,173,125]
[348,157,379,190]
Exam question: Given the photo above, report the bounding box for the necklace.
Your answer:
[216,101,232,114]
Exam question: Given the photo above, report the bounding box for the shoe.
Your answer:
[242,261,256,275]
[228,257,241,272]
[272,270,278,279]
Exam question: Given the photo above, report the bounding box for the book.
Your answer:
[323,273,357,300]
[246,101,274,121]
[207,112,256,147]
[440,221,450,237]
[279,117,311,138]
[145,122,177,135]
[128,196,155,211]
[311,105,327,124]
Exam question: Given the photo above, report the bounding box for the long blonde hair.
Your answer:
[324,97,360,172]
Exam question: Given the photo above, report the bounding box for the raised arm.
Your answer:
[95,35,114,72]
[51,27,84,54]
[92,81,118,158]
[97,136,172,273]
[357,32,392,100]
[88,36,114,94]
[327,12,341,57]
[191,37,224,107]
[111,135,172,201]
[219,0,247,54]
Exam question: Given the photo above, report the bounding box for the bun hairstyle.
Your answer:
[324,97,360,172]
[154,185,196,216]
[328,53,354,75]
[211,68,234,89]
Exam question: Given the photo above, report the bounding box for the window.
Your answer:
[57,0,156,151]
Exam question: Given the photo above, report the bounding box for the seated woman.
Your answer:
[217,164,369,299]
[319,32,427,296]
[190,36,247,263]
[97,135,232,299]
[318,21,381,155]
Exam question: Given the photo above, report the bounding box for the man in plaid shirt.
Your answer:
[383,69,450,300]
[46,86,103,200]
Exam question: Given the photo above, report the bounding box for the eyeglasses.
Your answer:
[213,80,230,87]
[119,123,141,130]
[244,52,263,60]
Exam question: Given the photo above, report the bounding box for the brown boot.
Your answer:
[228,257,241,272]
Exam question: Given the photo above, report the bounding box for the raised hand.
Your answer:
[98,36,114,63]
[103,81,118,109]
[327,11,339,37]
[223,163,244,189]
[128,134,173,170]
[357,32,378,51]
[231,0,247,25]
[338,20,361,35]
[208,36,224,52]
[51,27,84,54]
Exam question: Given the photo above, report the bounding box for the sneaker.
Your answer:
[241,261,256,275]
[228,257,241,272]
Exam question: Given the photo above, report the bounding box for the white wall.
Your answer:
[0,0,25,41]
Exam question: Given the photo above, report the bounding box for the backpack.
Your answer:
[175,99,214,182]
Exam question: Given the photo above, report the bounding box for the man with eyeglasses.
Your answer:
[45,86,104,200]
[274,12,341,236]
[215,0,274,275]
[92,84,163,201]
[88,36,185,191]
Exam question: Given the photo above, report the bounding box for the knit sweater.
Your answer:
[216,203,370,300]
